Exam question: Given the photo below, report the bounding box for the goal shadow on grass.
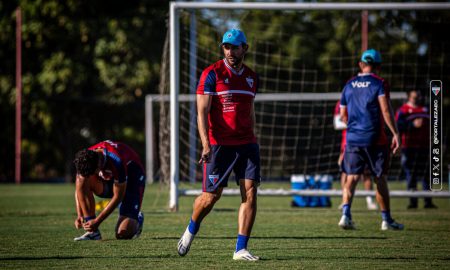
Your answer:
[149,236,388,240]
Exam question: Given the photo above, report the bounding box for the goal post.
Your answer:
[167,2,450,211]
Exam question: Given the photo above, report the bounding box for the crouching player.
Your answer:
[73,140,145,240]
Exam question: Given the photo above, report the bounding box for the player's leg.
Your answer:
[177,189,224,256]
[233,143,260,261]
[363,170,377,210]
[369,146,404,230]
[74,175,104,241]
[339,145,364,229]
[116,216,139,239]
[402,149,418,209]
[178,145,233,256]
[337,151,347,209]
[339,174,358,229]
[115,162,146,239]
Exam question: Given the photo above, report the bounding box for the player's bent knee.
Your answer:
[116,230,134,240]
[201,192,221,207]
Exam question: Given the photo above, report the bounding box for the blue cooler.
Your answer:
[308,175,321,207]
[319,174,332,207]
[291,175,309,207]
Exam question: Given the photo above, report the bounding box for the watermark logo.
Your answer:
[430,80,442,191]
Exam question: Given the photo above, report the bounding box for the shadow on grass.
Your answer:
[149,236,388,240]
[0,254,178,261]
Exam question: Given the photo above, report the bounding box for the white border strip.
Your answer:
[180,188,450,198]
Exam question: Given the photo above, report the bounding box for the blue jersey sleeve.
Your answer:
[105,151,127,183]
[196,69,216,95]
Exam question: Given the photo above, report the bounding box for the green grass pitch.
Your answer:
[0,182,449,269]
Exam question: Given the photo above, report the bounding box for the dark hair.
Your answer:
[360,60,380,69]
[407,89,420,96]
[74,149,99,177]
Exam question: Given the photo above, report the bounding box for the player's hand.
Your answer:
[199,145,211,164]
[74,216,83,229]
[391,134,400,155]
[413,118,423,128]
[83,219,99,232]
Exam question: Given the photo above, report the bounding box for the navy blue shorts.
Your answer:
[98,161,146,220]
[342,144,389,178]
[202,143,261,193]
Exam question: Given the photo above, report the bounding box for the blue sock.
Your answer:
[83,215,96,222]
[188,218,200,235]
[381,210,393,223]
[342,204,352,220]
[236,234,249,252]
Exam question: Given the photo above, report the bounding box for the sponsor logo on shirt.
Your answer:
[246,76,254,88]
[351,81,371,88]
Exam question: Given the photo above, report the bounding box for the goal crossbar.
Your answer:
[172,2,450,11]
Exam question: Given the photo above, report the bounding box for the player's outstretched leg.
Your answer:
[233,179,259,261]
[178,189,223,256]
[375,176,404,231]
[338,174,358,230]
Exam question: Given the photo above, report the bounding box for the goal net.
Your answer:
[152,2,450,209]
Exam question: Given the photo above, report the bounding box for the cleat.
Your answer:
[74,230,102,241]
[367,202,378,211]
[233,249,260,261]
[407,203,418,209]
[424,203,437,209]
[338,215,356,230]
[133,211,144,239]
[381,220,404,231]
[177,227,195,256]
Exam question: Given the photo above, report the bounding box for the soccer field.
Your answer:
[0,183,449,269]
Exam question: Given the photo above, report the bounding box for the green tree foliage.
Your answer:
[0,0,167,181]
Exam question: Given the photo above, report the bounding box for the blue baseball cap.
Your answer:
[221,29,247,46]
[361,49,382,64]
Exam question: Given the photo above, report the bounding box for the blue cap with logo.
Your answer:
[221,29,247,46]
[361,49,382,64]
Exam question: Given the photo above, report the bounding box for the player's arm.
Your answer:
[379,95,400,154]
[339,106,348,125]
[197,94,212,163]
[74,191,83,229]
[99,183,126,223]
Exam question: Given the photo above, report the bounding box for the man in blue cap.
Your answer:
[338,49,404,231]
[177,29,261,261]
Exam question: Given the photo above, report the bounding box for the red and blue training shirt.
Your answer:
[196,59,258,145]
[396,103,429,148]
[88,140,144,183]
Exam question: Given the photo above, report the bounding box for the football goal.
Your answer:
[148,2,450,210]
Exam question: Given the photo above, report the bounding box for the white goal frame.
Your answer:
[168,1,450,210]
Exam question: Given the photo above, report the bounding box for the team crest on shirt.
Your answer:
[224,78,229,84]
[209,174,219,185]
[246,76,254,88]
